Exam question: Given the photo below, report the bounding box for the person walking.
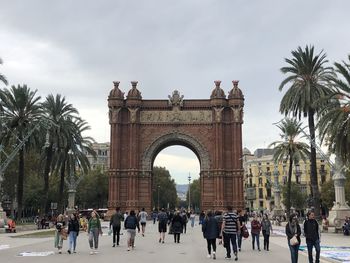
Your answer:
[304,211,320,263]
[158,208,168,243]
[152,210,158,224]
[67,213,80,254]
[237,210,246,251]
[138,208,148,237]
[190,211,196,228]
[202,210,219,259]
[171,210,184,243]
[251,214,261,251]
[88,210,102,255]
[181,210,188,234]
[110,207,123,247]
[124,210,140,251]
[54,214,66,254]
[286,213,301,263]
[221,206,240,261]
[261,214,273,251]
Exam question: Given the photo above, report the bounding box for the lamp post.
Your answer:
[188,173,191,211]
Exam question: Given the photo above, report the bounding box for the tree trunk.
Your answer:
[308,110,321,218]
[58,157,66,214]
[286,152,294,218]
[17,146,24,220]
[43,143,53,213]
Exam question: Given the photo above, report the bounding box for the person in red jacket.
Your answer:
[251,214,261,251]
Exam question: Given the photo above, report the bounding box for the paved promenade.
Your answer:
[0,221,349,263]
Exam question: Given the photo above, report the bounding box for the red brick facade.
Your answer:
[107,80,244,213]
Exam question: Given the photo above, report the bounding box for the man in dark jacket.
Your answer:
[303,211,320,263]
[110,207,123,247]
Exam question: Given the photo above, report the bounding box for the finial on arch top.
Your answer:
[232,80,239,87]
[113,81,120,87]
[131,81,138,88]
[168,90,184,107]
[214,80,222,87]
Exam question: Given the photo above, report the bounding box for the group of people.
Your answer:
[52,206,328,263]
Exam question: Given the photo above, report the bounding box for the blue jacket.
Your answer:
[202,216,219,239]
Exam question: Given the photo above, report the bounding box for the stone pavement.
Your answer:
[0,221,348,263]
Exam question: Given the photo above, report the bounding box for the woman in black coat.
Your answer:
[171,211,184,243]
[202,210,219,259]
[285,213,301,263]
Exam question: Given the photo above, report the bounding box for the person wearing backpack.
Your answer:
[303,211,320,263]
[110,207,124,247]
[158,208,168,243]
[124,210,140,251]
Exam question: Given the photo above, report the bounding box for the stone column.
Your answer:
[272,164,284,217]
[328,158,350,231]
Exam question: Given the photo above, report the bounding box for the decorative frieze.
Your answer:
[140,110,212,123]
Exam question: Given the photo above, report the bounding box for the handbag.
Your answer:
[60,229,68,240]
[290,235,299,246]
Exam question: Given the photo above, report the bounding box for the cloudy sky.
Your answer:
[1,1,349,183]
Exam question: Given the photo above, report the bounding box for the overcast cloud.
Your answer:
[1,1,349,183]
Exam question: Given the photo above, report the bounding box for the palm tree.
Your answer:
[0,57,8,85]
[269,118,310,217]
[40,94,79,212]
[52,117,95,213]
[318,55,350,165]
[0,85,41,219]
[279,45,334,217]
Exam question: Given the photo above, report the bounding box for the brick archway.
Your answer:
[141,132,210,172]
[107,80,244,214]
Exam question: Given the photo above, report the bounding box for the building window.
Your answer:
[259,201,264,208]
[258,178,263,186]
[249,178,253,186]
[259,188,263,199]
[266,188,271,198]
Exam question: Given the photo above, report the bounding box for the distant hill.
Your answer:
[176,184,188,201]
[176,184,188,194]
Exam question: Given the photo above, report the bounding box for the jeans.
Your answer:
[68,231,78,251]
[112,226,121,245]
[174,233,180,243]
[223,233,238,257]
[206,238,216,254]
[191,218,195,228]
[288,240,300,263]
[252,233,260,250]
[306,239,320,263]
[262,231,270,250]
[89,228,100,249]
[237,233,242,249]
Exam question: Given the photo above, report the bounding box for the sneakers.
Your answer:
[213,252,216,260]
[159,238,162,243]
[67,250,71,254]
[112,244,115,247]
[234,252,238,261]
[127,247,131,251]
[207,254,211,258]
[225,256,231,260]
[58,249,62,254]
[90,251,94,255]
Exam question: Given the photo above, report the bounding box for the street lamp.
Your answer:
[188,173,191,211]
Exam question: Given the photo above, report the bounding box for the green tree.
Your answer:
[187,179,200,211]
[40,94,78,212]
[279,45,334,217]
[269,118,310,217]
[0,57,8,85]
[281,182,308,211]
[76,166,108,209]
[0,85,41,219]
[52,117,95,213]
[318,55,350,166]
[152,166,177,209]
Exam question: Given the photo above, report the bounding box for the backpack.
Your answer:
[242,225,249,238]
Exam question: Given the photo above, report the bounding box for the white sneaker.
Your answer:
[127,247,131,251]
[90,251,94,255]
[207,254,211,258]
[93,250,98,254]
[213,252,216,260]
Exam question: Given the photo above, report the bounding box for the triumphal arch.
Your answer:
[107,80,244,213]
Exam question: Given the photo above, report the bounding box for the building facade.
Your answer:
[243,148,332,212]
[85,142,110,171]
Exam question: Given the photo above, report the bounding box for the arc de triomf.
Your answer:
[107,80,244,213]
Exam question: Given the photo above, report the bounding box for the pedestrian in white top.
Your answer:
[138,208,148,236]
